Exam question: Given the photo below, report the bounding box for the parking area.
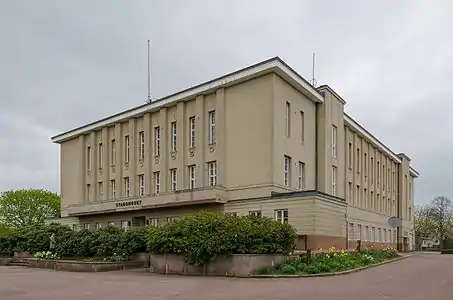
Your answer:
[0,253,451,300]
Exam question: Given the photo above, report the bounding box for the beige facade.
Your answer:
[52,57,419,251]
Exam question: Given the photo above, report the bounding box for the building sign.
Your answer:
[116,200,142,209]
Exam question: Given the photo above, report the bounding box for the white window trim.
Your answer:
[111,179,116,199]
[332,166,337,196]
[111,139,116,165]
[170,168,177,192]
[154,171,160,194]
[275,209,289,224]
[139,131,145,161]
[188,165,196,189]
[124,177,130,197]
[298,161,305,190]
[284,156,291,186]
[171,122,177,152]
[208,161,217,186]
[154,126,161,156]
[332,125,337,159]
[98,142,103,169]
[138,174,145,196]
[125,135,130,163]
[189,116,196,148]
[208,110,216,144]
[87,146,92,172]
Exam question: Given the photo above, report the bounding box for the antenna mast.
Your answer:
[147,40,152,103]
[309,52,317,87]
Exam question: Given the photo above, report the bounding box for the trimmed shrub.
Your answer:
[147,211,297,266]
[440,249,453,254]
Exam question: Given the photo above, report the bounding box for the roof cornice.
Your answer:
[51,57,323,143]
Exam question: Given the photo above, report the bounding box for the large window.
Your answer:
[208,161,217,186]
[171,122,177,152]
[275,209,289,224]
[208,110,216,144]
[284,156,291,186]
[154,126,160,156]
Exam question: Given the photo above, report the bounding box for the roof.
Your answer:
[50,56,419,178]
[51,56,324,143]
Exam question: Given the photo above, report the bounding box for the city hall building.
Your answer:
[51,57,419,251]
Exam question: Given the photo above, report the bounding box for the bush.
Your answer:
[147,211,297,266]
[260,246,400,275]
[0,223,148,260]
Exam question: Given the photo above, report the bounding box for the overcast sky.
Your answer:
[0,0,451,204]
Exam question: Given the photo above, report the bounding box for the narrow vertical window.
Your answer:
[86,184,91,202]
[98,182,103,197]
[170,168,177,191]
[111,139,116,165]
[154,126,160,156]
[377,161,380,186]
[208,161,217,186]
[98,142,103,169]
[188,165,196,189]
[124,135,130,163]
[284,156,291,186]
[332,125,337,159]
[208,110,216,144]
[111,179,116,199]
[332,166,337,196]
[124,177,130,197]
[348,143,352,169]
[298,162,305,190]
[87,146,92,172]
[189,116,196,148]
[138,174,145,196]
[356,148,360,173]
[364,153,367,177]
[370,157,374,181]
[153,171,160,194]
[285,102,291,137]
[139,131,145,161]
[171,122,177,152]
[300,111,304,142]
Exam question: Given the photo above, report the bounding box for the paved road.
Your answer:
[0,253,451,300]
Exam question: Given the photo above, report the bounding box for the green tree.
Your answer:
[0,189,60,228]
[414,204,436,249]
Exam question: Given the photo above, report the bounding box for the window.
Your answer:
[98,142,103,169]
[332,166,337,196]
[108,221,115,227]
[358,224,362,240]
[153,171,160,194]
[298,162,305,190]
[377,161,380,185]
[275,209,289,224]
[365,226,369,241]
[300,111,305,142]
[284,156,291,186]
[154,126,160,156]
[111,139,116,165]
[188,165,196,189]
[249,210,262,217]
[72,224,78,231]
[139,131,145,161]
[348,223,354,240]
[166,217,174,223]
[111,180,116,199]
[383,164,386,189]
[138,174,145,196]
[409,207,412,221]
[348,182,352,203]
[124,135,130,163]
[378,228,382,242]
[171,122,177,152]
[208,110,216,144]
[86,184,91,202]
[332,125,337,158]
[208,161,217,186]
[148,218,158,228]
[356,185,360,206]
[87,146,92,171]
[372,227,376,242]
[356,148,360,173]
[364,188,367,208]
[124,177,130,197]
[189,116,196,148]
[285,101,290,137]
[348,143,352,169]
[95,223,102,230]
[364,153,367,177]
[84,224,91,230]
[370,157,374,181]
[98,181,103,197]
[371,191,374,210]
[170,168,177,192]
[121,220,130,230]
[409,182,412,201]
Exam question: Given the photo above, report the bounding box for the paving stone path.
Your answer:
[0,253,451,300]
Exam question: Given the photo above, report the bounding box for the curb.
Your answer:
[250,255,410,278]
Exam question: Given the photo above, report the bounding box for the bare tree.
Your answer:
[426,196,453,248]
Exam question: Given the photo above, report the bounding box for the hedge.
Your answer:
[147,211,297,266]
[440,249,453,254]
[0,223,147,260]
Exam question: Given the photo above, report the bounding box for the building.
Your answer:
[51,57,419,251]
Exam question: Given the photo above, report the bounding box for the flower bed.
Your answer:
[260,245,399,275]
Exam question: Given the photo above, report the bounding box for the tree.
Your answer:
[0,189,60,228]
[414,204,436,249]
[426,196,453,248]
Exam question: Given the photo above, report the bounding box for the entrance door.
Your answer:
[132,216,146,228]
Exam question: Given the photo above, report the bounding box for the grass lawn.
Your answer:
[260,245,400,275]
